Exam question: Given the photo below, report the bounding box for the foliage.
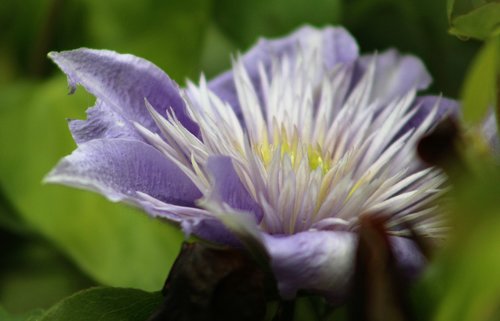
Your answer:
[447,0,500,40]
[38,287,161,321]
[461,37,499,125]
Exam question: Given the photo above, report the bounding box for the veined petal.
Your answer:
[195,195,426,301]
[207,25,359,115]
[49,48,199,141]
[206,156,264,222]
[135,192,239,245]
[198,197,270,264]
[405,95,460,131]
[263,231,357,301]
[355,49,432,102]
[263,232,426,302]
[44,138,202,208]
[68,100,144,144]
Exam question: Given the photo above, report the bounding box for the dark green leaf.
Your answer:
[0,78,184,291]
[447,0,454,19]
[447,0,489,19]
[38,287,162,321]
[0,307,43,321]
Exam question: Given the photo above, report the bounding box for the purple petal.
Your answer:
[263,232,425,302]
[263,231,357,301]
[68,100,143,144]
[135,196,241,245]
[389,236,426,280]
[354,49,432,102]
[188,218,242,246]
[44,139,202,208]
[49,49,199,142]
[135,191,244,245]
[400,95,460,134]
[206,156,263,222]
[208,26,359,115]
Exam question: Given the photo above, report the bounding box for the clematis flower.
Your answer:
[46,26,458,301]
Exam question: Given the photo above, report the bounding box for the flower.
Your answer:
[46,26,458,301]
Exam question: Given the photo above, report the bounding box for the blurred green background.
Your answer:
[1,0,498,320]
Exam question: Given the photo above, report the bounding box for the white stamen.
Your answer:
[139,40,447,237]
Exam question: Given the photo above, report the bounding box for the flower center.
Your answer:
[256,138,330,173]
[138,53,447,238]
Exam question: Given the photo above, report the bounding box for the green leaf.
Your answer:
[447,0,454,20]
[461,36,499,124]
[448,1,500,40]
[212,0,342,48]
[434,226,500,321]
[38,287,162,321]
[447,0,489,19]
[0,78,184,291]
[428,169,500,321]
[0,307,43,321]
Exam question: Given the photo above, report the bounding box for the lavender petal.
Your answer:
[264,232,426,302]
[389,236,426,280]
[406,95,460,130]
[263,231,357,301]
[68,100,144,144]
[49,49,199,142]
[355,49,432,102]
[208,26,359,115]
[206,156,264,222]
[44,138,202,208]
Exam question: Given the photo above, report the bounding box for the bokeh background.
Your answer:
[1,0,495,320]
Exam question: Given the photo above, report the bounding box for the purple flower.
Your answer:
[46,26,458,301]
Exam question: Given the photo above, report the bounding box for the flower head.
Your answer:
[46,26,458,300]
